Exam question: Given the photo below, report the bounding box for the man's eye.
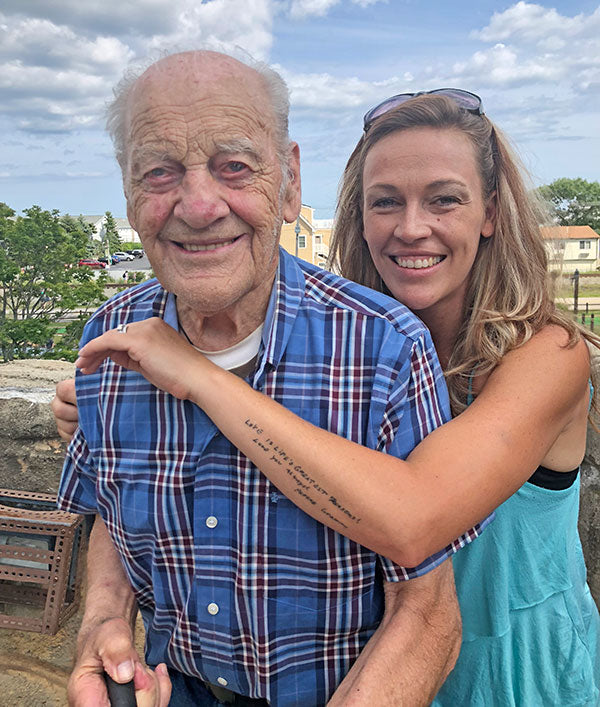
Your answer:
[146,167,168,178]
[224,161,249,175]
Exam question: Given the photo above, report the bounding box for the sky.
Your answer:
[1,0,599,220]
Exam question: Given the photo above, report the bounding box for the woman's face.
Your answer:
[362,126,495,328]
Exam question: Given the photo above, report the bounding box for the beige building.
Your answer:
[542,225,600,273]
[82,215,141,244]
[279,204,333,268]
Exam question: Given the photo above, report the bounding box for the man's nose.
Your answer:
[393,203,432,242]
[173,169,230,229]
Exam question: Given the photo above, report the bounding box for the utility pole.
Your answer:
[572,268,580,314]
[294,217,301,258]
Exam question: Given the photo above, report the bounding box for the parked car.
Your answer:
[78,258,107,269]
[99,255,120,265]
[113,251,135,261]
[130,249,144,258]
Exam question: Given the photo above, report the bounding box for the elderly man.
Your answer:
[56,50,483,706]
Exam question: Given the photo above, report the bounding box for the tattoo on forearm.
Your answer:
[244,419,361,527]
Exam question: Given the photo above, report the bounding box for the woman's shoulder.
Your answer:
[481,324,590,407]
[504,323,590,373]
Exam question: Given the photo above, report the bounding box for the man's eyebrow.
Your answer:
[215,139,260,160]
[129,147,173,166]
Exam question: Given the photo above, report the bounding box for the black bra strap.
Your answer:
[528,465,579,490]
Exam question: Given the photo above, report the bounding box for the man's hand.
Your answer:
[51,378,78,442]
[328,560,461,706]
[69,616,171,706]
[72,516,172,706]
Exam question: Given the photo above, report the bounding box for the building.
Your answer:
[279,204,333,268]
[542,225,600,273]
[81,215,141,244]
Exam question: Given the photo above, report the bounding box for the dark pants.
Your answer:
[168,669,270,706]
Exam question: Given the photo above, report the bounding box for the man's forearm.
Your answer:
[77,515,137,653]
[328,560,461,706]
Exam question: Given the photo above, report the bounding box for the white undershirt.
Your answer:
[187,324,264,371]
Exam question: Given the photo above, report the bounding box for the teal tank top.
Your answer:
[432,383,600,706]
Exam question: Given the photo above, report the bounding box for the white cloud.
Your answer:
[450,42,563,86]
[288,0,385,18]
[351,0,387,6]
[441,3,600,93]
[147,0,274,59]
[0,15,133,72]
[0,1,277,136]
[472,2,600,45]
[276,66,379,109]
[289,0,340,19]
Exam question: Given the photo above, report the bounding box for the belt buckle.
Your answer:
[207,682,236,704]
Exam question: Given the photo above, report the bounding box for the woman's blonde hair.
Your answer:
[329,94,599,417]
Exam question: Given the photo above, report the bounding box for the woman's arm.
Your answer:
[328,560,461,706]
[74,319,591,567]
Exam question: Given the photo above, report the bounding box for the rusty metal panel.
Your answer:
[0,489,86,634]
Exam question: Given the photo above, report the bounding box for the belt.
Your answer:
[206,682,236,704]
[205,681,269,705]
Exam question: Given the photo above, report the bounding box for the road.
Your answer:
[107,254,151,273]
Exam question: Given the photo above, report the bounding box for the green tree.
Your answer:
[0,203,108,361]
[61,214,97,257]
[104,211,122,253]
[537,178,600,232]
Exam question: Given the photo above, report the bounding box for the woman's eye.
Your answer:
[434,195,460,206]
[371,197,397,208]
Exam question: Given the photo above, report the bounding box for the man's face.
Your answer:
[124,53,300,319]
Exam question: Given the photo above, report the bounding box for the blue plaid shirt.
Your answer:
[58,248,490,706]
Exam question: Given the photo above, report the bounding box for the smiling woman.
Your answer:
[361,127,496,356]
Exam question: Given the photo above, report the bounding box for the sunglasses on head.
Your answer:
[363,88,484,132]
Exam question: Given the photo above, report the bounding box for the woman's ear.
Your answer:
[481,191,496,239]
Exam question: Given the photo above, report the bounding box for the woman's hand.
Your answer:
[76,317,211,402]
[51,378,79,442]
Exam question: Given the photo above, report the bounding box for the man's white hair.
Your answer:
[105,47,293,186]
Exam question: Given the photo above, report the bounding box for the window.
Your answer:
[314,234,322,244]
[580,240,591,249]
[297,234,306,249]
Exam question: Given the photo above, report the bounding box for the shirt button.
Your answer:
[207,602,219,615]
[217,677,228,687]
[206,516,218,528]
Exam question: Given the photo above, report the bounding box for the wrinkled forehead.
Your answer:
[125,53,277,152]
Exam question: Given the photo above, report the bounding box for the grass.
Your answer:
[557,285,600,299]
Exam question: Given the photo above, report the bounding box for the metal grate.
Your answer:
[0,488,86,634]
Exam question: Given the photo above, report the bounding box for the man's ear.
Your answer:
[282,142,302,224]
[126,201,137,233]
[481,190,497,239]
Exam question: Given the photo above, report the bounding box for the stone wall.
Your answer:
[0,360,75,494]
[580,431,600,602]
[1,359,599,606]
